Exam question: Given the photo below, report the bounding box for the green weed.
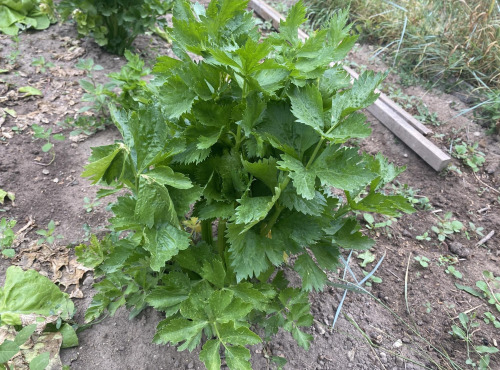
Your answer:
[452,141,486,172]
[36,220,63,245]
[31,124,65,165]
[0,217,16,258]
[31,56,55,73]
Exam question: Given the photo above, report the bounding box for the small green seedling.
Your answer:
[416,231,431,241]
[450,312,498,369]
[465,222,484,240]
[445,265,463,279]
[452,141,486,172]
[431,212,464,242]
[83,197,101,213]
[357,250,376,267]
[414,256,430,268]
[361,270,382,287]
[0,217,16,258]
[31,56,55,73]
[423,301,432,313]
[31,124,65,165]
[483,312,500,328]
[36,220,64,245]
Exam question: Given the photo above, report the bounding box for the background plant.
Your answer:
[58,0,173,55]
[78,1,414,368]
[36,220,63,245]
[31,124,65,165]
[0,217,16,257]
[0,0,56,35]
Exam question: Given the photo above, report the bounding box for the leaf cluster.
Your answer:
[0,0,56,35]
[0,266,78,368]
[58,0,173,54]
[78,1,413,368]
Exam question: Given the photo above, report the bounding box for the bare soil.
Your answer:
[1,6,499,370]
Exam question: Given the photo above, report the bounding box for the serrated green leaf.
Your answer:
[351,192,415,217]
[199,339,221,370]
[154,318,208,346]
[135,177,179,228]
[288,84,325,133]
[235,193,273,224]
[218,322,261,346]
[331,219,375,250]
[142,166,193,189]
[201,258,226,289]
[257,100,319,158]
[158,75,197,120]
[313,146,376,192]
[146,272,191,311]
[326,113,371,143]
[143,223,190,271]
[294,254,327,292]
[279,185,327,216]
[229,282,271,307]
[277,154,315,200]
[279,0,307,47]
[197,201,235,220]
[309,243,340,271]
[227,223,272,281]
[82,144,126,185]
[225,345,252,370]
[242,157,278,191]
[292,326,313,350]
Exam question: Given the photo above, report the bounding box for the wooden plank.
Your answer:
[249,0,451,171]
[367,100,451,171]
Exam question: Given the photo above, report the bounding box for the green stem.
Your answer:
[259,177,290,237]
[217,219,227,259]
[201,219,214,246]
[305,137,325,170]
[234,125,242,152]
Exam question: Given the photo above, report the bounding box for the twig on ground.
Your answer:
[476,230,495,246]
[405,252,412,316]
[473,172,500,194]
[451,304,484,320]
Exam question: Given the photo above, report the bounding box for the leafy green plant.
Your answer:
[391,182,432,211]
[77,1,414,368]
[83,197,100,213]
[445,265,463,280]
[36,220,63,245]
[465,222,484,241]
[0,217,16,258]
[452,141,486,172]
[423,301,432,313]
[416,231,431,242]
[31,56,55,73]
[431,212,464,242]
[0,0,56,35]
[58,0,173,55]
[357,250,375,268]
[0,266,78,369]
[449,312,498,369]
[456,271,500,314]
[484,312,500,329]
[414,256,430,268]
[31,124,65,165]
[75,58,115,118]
[0,189,15,205]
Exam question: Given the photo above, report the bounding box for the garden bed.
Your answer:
[1,3,499,369]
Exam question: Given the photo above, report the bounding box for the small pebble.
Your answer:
[379,352,387,364]
[393,339,403,348]
[53,178,59,183]
[42,169,50,175]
